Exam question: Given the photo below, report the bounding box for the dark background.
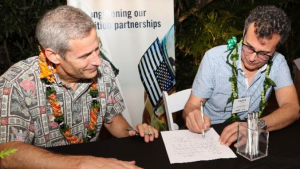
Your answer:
[0,0,297,130]
[1,0,299,90]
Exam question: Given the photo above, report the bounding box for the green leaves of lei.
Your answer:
[224,37,242,122]
[85,88,100,142]
[43,74,100,142]
[224,36,276,122]
[259,62,276,117]
[0,148,17,159]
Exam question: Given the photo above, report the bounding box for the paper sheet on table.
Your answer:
[161,128,237,164]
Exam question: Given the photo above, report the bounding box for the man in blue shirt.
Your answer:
[183,5,299,147]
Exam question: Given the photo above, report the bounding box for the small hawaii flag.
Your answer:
[138,38,175,108]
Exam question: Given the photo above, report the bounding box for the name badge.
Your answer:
[232,97,250,114]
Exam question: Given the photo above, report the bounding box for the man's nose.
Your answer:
[90,51,102,66]
[248,52,258,61]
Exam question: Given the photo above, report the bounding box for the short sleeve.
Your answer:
[104,79,125,123]
[192,50,215,99]
[99,60,125,123]
[271,55,293,90]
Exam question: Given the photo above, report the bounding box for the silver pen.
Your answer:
[126,127,153,136]
[200,102,205,138]
[126,127,140,135]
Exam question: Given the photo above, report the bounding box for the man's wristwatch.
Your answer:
[258,119,267,130]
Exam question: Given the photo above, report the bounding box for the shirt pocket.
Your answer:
[209,85,233,113]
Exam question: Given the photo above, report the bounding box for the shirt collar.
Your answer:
[53,73,93,89]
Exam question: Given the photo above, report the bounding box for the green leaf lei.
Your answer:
[224,36,276,122]
[38,48,100,143]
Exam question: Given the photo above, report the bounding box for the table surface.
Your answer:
[47,120,300,169]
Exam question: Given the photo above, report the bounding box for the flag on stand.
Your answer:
[138,38,175,109]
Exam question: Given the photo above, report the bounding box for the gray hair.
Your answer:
[36,5,95,59]
[244,5,291,47]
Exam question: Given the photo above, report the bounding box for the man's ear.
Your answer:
[44,48,61,64]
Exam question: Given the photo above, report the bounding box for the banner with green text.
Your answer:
[67,0,175,130]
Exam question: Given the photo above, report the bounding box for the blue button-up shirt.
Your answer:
[192,45,293,124]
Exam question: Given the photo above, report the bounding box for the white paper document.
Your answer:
[161,128,237,164]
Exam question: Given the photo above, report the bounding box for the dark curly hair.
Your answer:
[244,5,291,47]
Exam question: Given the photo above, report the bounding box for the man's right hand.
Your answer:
[184,108,211,133]
[183,92,211,134]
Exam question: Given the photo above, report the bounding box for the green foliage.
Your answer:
[0,148,18,159]
[87,129,96,137]
[91,101,101,108]
[59,123,69,133]
[279,0,300,62]
[54,115,64,123]
[1,0,300,91]
[0,0,67,75]
[177,8,242,59]
[46,87,56,97]
[90,90,99,98]
[224,113,241,123]
[175,0,300,90]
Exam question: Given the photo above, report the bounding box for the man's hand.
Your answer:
[219,122,246,147]
[183,93,210,134]
[185,108,211,134]
[127,123,159,143]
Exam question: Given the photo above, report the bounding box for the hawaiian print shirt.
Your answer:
[0,56,125,147]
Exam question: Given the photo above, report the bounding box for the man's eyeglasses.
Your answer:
[242,43,273,61]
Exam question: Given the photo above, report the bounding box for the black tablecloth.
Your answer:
[47,120,300,169]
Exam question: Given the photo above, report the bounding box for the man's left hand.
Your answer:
[128,123,159,143]
[219,122,246,147]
